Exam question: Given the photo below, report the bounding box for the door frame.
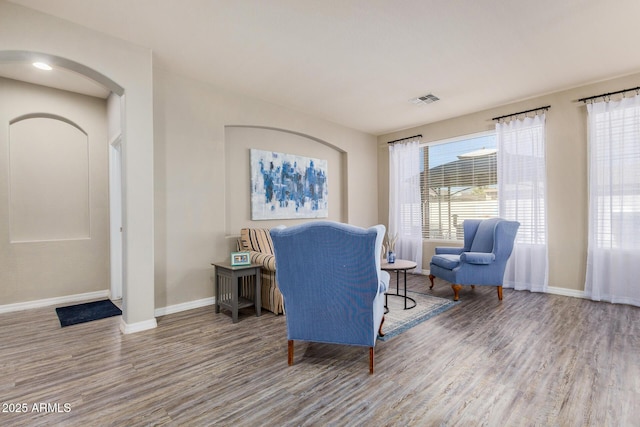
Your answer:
[109,134,123,300]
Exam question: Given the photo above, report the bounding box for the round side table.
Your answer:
[381,259,417,310]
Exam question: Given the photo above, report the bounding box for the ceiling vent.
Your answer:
[410,93,440,105]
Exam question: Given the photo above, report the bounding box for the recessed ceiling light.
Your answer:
[32,62,52,71]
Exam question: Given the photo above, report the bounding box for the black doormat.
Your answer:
[55,299,122,327]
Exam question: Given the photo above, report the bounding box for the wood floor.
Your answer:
[1,275,639,427]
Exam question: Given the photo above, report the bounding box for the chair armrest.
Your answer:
[378,271,390,294]
[249,251,276,271]
[435,247,465,255]
[460,252,495,265]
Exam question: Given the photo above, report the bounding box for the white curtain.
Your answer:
[585,95,640,306]
[389,138,422,271]
[497,114,548,292]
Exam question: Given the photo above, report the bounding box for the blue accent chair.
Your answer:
[428,218,520,301]
[270,221,389,374]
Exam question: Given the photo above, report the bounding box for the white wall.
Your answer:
[153,69,378,309]
[0,77,108,304]
[378,70,640,294]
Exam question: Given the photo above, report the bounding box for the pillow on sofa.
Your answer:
[240,228,274,255]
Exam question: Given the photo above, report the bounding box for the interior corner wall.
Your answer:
[378,70,640,294]
[152,68,377,310]
[1,2,155,326]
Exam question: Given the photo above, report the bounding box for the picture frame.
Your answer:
[230,251,251,266]
[250,148,328,220]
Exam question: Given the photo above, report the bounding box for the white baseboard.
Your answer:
[120,297,216,334]
[422,271,587,299]
[119,317,158,334]
[547,286,586,299]
[0,290,110,314]
[154,297,215,317]
[119,298,215,333]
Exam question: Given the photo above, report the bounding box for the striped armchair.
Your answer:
[238,228,284,314]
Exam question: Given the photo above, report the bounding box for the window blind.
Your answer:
[589,98,640,249]
[420,133,498,240]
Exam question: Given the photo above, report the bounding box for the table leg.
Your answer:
[255,268,261,317]
[232,274,239,323]
[384,292,389,314]
[215,273,220,314]
[403,269,407,309]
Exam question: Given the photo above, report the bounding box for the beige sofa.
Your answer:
[238,228,284,314]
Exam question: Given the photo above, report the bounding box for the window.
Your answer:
[420,132,497,240]
[497,115,547,246]
[585,94,640,306]
[497,113,548,292]
[589,98,640,250]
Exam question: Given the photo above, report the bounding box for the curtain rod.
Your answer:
[492,106,550,122]
[578,86,640,103]
[387,134,422,144]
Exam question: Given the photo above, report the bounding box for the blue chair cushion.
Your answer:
[431,254,460,270]
[460,252,495,265]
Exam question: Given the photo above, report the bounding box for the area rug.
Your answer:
[378,291,457,341]
[55,299,122,327]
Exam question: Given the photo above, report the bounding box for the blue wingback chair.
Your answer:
[428,218,520,301]
[270,221,389,374]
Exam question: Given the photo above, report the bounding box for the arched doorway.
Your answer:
[0,50,125,312]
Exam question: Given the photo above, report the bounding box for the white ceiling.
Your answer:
[6,0,640,135]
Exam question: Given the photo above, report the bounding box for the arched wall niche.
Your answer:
[8,114,90,242]
[228,125,346,153]
[10,112,87,134]
[224,125,349,235]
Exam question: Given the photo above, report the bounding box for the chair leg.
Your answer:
[452,284,462,301]
[369,347,374,374]
[378,315,385,337]
[497,286,503,301]
[288,340,294,366]
[429,274,435,289]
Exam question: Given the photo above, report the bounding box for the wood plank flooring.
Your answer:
[1,275,639,426]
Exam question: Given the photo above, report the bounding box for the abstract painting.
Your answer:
[250,149,328,220]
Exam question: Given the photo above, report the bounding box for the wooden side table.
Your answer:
[212,261,262,323]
